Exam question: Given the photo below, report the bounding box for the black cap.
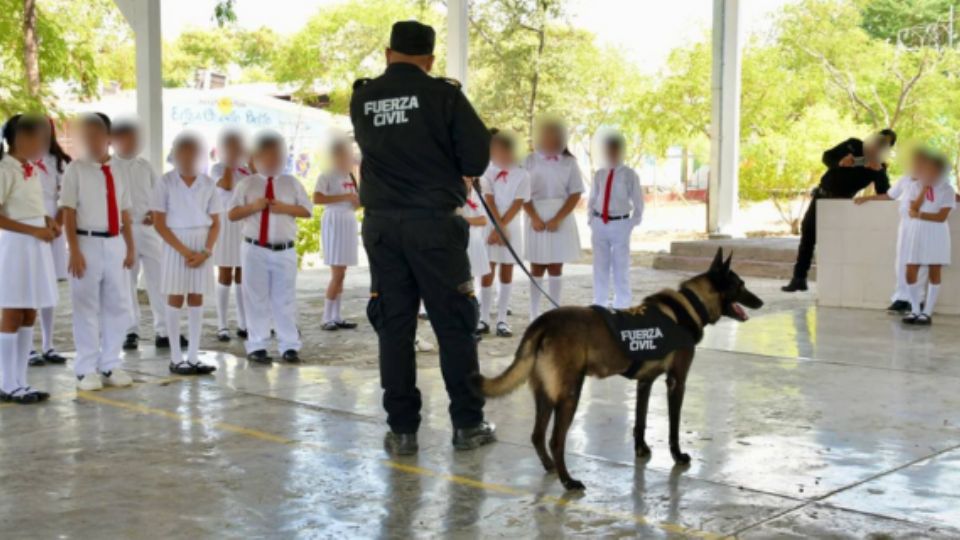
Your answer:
[390,20,436,56]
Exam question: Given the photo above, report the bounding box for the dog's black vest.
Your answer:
[591,289,710,378]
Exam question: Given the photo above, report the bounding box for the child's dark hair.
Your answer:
[82,112,112,134]
[879,128,897,148]
[47,118,72,173]
[1,114,46,160]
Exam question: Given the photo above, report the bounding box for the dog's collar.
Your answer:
[679,287,712,327]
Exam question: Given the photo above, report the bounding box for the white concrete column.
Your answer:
[708,0,742,237]
[114,0,164,174]
[446,0,469,92]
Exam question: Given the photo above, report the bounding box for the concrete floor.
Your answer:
[3,270,960,538]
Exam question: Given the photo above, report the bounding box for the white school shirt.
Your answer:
[479,164,531,213]
[0,154,46,221]
[461,189,485,221]
[230,173,312,243]
[904,179,957,215]
[523,152,585,200]
[886,175,916,217]
[313,170,358,211]
[60,158,133,231]
[210,162,253,210]
[588,164,644,226]
[151,171,222,228]
[112,154,158,224]
[34,154,62,217]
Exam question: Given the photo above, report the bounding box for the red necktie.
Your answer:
[34,159,47,174]
[925,186,934,202]
[21,161,34,180]
[101,164,120,236]
[466,198,478,210]
[259,176,275,244]
[601,168,615,224]
[545,155,559,162]
[495,170,508,182]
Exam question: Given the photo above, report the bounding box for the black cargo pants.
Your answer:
[362,209,485,434]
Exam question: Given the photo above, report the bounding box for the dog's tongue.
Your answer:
[733,303,748,320]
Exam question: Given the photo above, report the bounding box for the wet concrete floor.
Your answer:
[2,269,959,538]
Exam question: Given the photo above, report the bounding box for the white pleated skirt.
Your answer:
[161,227,214,295]
[214,214,243,267]
[524,198,582,264]
[486,218,524,264]
[321,208,359,267]
[0,217,58,309]
[467,227,491,278]
[903,219,951,266]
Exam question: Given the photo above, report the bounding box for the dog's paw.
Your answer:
[635,442,651,459]
[670,449,691,465]
[540,458,555,472]
[562,478,586,491]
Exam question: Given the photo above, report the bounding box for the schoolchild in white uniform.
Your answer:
[27,119,71,366]
[462,176,489,338]
[477,129,529,337]
[61,113,135,391]
[111,120,169,351]
[522,118,584,320]
[312,139,360,332]
[152,132,220,375]
[0,114,58,403]
[228,131,312,364]
[211,129,252,342]
[854,149,927,313]
[588,133,643,309]
[900,150,955,325]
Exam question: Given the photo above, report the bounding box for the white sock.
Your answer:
[216,284,230,330]
[530,277,543,320]
[323,299,334,324]
[479,286,494,325]
[40,306,54,352]
[0,333,17,393]
[923,284,941,316]
[165,306,183,364]
[188,306,203,362]
[497,283,512,324]
[908,282,924,315]
[333,297,343,323]
[548,275,563,307]
[235,282,247,329]
[16,327,33,389]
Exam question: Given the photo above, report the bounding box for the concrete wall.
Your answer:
[817,199,960,314]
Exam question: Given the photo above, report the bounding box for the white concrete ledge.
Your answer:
[817,199,960,314]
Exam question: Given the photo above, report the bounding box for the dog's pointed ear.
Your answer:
[710,248,724,272]
[723,251,733,273]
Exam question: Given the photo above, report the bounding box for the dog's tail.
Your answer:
[473,317,548,398]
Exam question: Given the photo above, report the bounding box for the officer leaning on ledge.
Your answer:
[350,20,495,456]
[782,129,896,293]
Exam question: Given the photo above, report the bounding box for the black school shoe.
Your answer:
[169,361,217,376]
[915,314,932,326]
[476,321,490,335]
[452,421,497,451]
[123,333,139,350]
[0,387,43,405]
[384,431,419,456]
[247,350,272,364]
[237,328,249,339]
[155,336,170,349]
[887,300,911,313]
[42,350,67,364]
[28,350,44,366]
[781,279,808,292]
[216,329,231,342]
[335,320,358,330]
[282,349,301,363]
[495,322,513,338]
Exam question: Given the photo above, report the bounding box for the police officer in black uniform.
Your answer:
[350,21,494,455]
[782,129,896,292]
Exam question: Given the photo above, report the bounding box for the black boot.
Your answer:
[384,431,418,456]
[452,421,497,451]
[781,278,808,292]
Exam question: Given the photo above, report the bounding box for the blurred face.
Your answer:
[174,141,199,177]
[254,142,283,176]
[605,143,623,165]
[80,121,111,161]
[12,123,46,161]
[222,136,245,166]
[490,139,514,168]
[538,124,564,154]
[332,145,353,172]
[113,130,139,157]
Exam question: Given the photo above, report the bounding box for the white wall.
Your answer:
[817,200,960,314]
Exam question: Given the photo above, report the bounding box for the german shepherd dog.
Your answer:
[475,249,763,490]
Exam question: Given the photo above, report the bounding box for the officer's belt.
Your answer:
[365,208,458,219]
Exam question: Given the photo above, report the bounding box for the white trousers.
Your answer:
[241,243,300,354]
[129,224,166,336]
[591,219,633,308]
[70,236,133,376]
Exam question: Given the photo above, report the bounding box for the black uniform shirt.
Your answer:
[350,62,491,211]
[818,138,890,198]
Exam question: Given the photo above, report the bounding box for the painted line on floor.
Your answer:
[76,390,724,539]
